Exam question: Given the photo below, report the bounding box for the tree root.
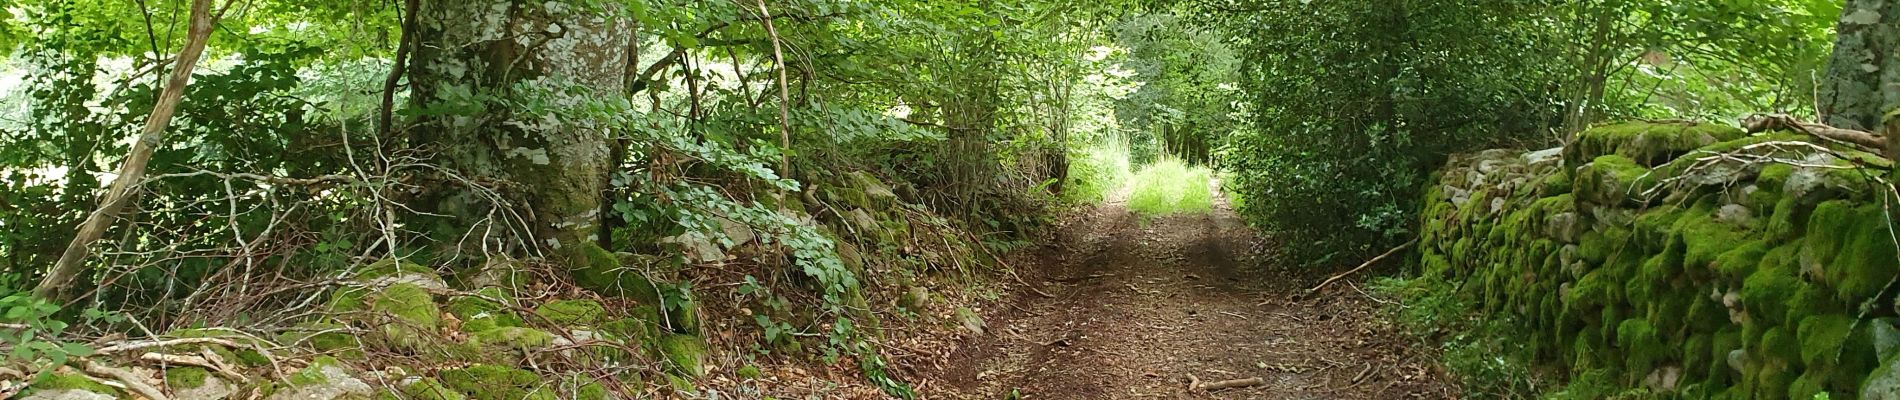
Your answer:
[1305,239,1417,297]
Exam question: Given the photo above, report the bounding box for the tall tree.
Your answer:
[407,1,631,262]
[1819,0,1899,131]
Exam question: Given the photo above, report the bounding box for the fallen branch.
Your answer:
[141,352,248,383]
[82,361,171,400]
[1192,376,1268,392]
[1744,113,1888,155]
[96,337,242,354]
[1306,239,1417,296]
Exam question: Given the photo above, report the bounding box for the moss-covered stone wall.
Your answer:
[1418,121,1900,399]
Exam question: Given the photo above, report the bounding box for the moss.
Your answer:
[1567,121,1746,168]
[1541,171,1574,195]
[1618,318,1666,379]
[440,365,556,400]
[536,299,607,326]
[1800,200,1898,302]
[471,327,556,350]
[737,364,763,379]
[1674,202,1756,275]
[165,366,211,389]
[657,333,708,377]
[446,289,524,333]
[395,377,467,400]
[563,376,611,400]
[1796,314,1854,369]
[568,243,661,305]
[1765,197,1806,241]
[1741,259,1801,325]
[287,357,345,386]
[1760,327,1801,366]
[30,372,118,394]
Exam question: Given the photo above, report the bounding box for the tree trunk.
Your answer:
[408,1,631,262]
[35,0,217,301]
[1819,0,1900,131]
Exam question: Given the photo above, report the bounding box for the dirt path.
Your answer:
[923,193,1457,399]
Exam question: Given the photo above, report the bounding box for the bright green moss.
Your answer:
[658,333,708,377]
[471,327,555,350]
[1577,155,1662,206]
[31,372,118,394]
[536,299,607,326]
[737,364,763,379]
[1567,121,1746,168]
[569,243,661,305]
[1674,203,1755,274]
[288,357,344,386]
[1712,329,1743,383]
[354,258,437,280]
[1741,260,1801,325]
[1618,318,1665,379]
[1789,370,1828,400]
[165,366,211,389]
[1713,240,1768,279]
[1766,197,1806,242]
[1800,200,1898,302]
[440,365,556,400]
[446,289,524,333]
[1760,327,1801,366]
[394,377,467,400]
[1797,314,1854,369]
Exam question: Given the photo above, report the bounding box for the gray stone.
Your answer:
[21,390,115,400]
[1728,349,1748,373]
[265,363,373,400]
[1865,355,1900,400]
[1522,147,1563,166]
[955,307,986,336]
[1715,203,1755,227]
[1546,212,1583,243]
[175,376,237,400]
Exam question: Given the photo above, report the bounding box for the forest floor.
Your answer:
[918,192,1459,399]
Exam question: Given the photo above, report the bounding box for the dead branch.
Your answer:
[140,352,248,383]
[82,361,171,400]
[1193,377,1268,392]
[1744,113,1887,154]
[38,0,219,301]
[1306,239,1418,296]
[96,337,241,354]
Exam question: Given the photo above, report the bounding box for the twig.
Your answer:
[141,352,249,383]
[1306,239,1417,296]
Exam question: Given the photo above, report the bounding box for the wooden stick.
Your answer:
[83,361,172,400]
[1306,239,1417,296]
[1194,377,1267,391]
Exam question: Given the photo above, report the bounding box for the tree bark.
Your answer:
[35,0,217,301]
[408,1,632,262]
[1819,0,1900,131]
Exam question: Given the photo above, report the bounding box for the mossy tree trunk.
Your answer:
[408,1,631,262]
[1818,0,1899,131]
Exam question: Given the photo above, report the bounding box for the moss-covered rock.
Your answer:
[445,288,524,333]
[439,365,555,400]
[267,357,373,400]
[657,333,709,377]
[329,281,441,351]
[569,243,661,305]
[1566,121,1746,169]
[387,377,466,400]
[536,299,607,326]
[27,373,119,398]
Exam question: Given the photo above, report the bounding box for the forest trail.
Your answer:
[923,190,1457,399]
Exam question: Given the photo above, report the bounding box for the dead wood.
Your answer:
[1193,377,1269,391]
[1744,113,1888,155]
[1306,239,1417,296]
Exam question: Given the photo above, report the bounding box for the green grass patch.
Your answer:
[1370,276,1550,399]
[1063,141,1132,204]
[1127,159,1214,216]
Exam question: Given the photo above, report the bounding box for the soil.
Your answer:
[918,193,1459,399]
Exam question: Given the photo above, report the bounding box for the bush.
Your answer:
[1126,159,1214,216]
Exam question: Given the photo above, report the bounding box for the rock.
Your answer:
[1522,147,1563,165]
[1727,349,1748,373]
[536,299,607,326]
[900,286,931,310]
[663,232,724,263]
[1546,213,1583,243]
[955,307,986,336]
[266,359,373,400]
[1643,365,1682,392]
[717,217,755,248]
[1867,355,1900,400]
[1874,319,1900,361]
[658,334,709,377]
[1715,203,1754,227]
[847,208,879,234]
[174,376,236,400]
[21,390,115,400]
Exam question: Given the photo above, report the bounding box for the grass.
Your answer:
[1063,141,1132,204]
[1369,276,1550,399]
[1126,158,1214,217]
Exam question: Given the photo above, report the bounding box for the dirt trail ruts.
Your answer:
[924,192,1457,399]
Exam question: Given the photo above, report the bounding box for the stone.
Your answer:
[1867,355,1900,400]
[1523,147,1563,165]
[956,307,986,335]
[1546,212,1583,243]
[717,217,755,248]
[1715,203,1755,227]
[174,376,236,400]
[266,359,373,400]
[21,390,114,400]
[1727,349,1748,373]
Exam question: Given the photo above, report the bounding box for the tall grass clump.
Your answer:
[1063,141,1132,204]
[1127,159,1213,216]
